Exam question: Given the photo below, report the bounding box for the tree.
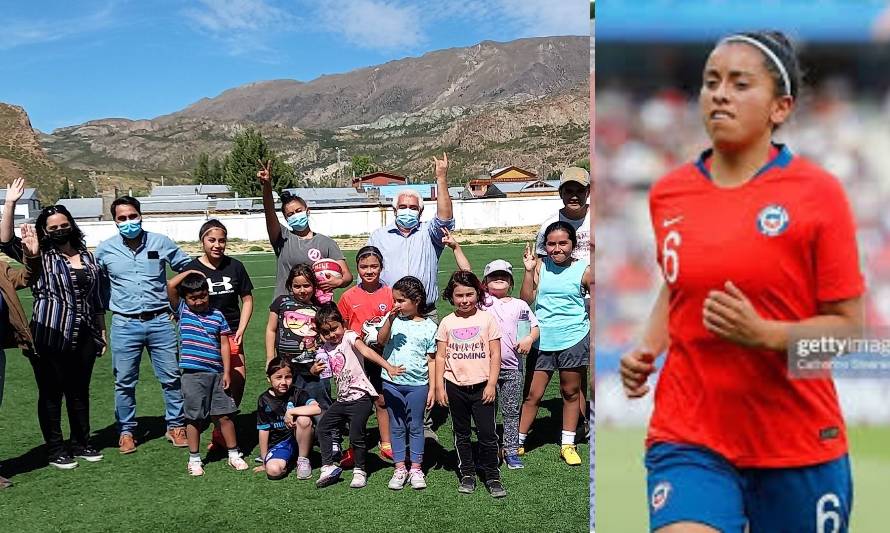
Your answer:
[193,152,211,183]
[58,179,71,200]
[209,157,224,184]
[224,129,295,197]
[349,154,379,178]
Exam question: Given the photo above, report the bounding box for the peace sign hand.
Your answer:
[441,227,459,249]
[256,159,272,185]
[523,242,536,272]
[432,152,448,179]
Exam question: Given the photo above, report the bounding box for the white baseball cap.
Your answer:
[483,259,513,278]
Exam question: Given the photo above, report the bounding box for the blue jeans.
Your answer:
[383,381,428,465]
[111,313,184,434]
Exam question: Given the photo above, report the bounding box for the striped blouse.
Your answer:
[1,237,106,354]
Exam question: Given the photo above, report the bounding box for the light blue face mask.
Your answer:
[286,211,309,231]
[117,219,143,239]
[396,208,420,230]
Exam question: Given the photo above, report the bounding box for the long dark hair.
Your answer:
[34,205,87,251]
[442,271,485,306]
[393,276,428,315]
[543,220,577,250]
[285,263,320,305]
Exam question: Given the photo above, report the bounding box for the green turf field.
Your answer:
[596,426,890,532]
[0,245,589,533]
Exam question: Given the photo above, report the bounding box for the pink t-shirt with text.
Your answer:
[435,310,502,386]
[318,331,378,402]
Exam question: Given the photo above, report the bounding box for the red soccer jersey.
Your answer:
[647,145,865,468]
[337,284,394,335]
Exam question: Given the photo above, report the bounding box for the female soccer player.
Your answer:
[620,31,863,533]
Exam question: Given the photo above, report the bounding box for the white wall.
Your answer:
[75,197,563,247]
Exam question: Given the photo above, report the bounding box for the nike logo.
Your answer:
[352,304,362,308]
[663,216,684,227]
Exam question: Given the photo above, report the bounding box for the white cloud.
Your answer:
[313,0,423,51]
[183,0,297,56]
[0,4,114,50]
[497,0,589,37]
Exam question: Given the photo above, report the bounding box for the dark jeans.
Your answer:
[317,396,373,470]
[30,336,97,458]
[445,380,499,481]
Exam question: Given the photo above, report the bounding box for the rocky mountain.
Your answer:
[36,36,590,189]
[0,104,74,201]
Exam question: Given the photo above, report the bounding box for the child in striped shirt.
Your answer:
[168,271,249,476]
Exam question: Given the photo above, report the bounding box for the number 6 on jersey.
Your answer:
[662,230,681,283]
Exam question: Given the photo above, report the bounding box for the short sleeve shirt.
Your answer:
[187,257,253,330]
[269,296,318,365]
[318,331,378,402]
[176,300,231,372]
[481,296,539,370]
[256,387,317,447]
[273,224,345,298]
[381,316,438,386]
[435,310,502,386]
[337,285,394,336]
[535,208,591,264]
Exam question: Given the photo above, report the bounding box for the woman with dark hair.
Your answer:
[1,178,108,469]
[186,219,254,450]
[518,220,592,467]
[256,160,353,298]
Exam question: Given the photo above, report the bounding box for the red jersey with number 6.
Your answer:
[647,145,864,468]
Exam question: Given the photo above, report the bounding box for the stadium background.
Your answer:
[595,2,890,531]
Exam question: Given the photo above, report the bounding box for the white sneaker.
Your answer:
[296,457,312,479]
[227,453,249,471]
[350,468,367,488]
[388,468,408,490]
[316,465,342,488]
[187,460,204,477]
[408,469,427,489]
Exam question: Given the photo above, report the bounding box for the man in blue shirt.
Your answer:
[368,153,456,441]
[96,196,192,453]
[368,153,455,316]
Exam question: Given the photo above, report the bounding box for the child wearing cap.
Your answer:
[441,231,539,469]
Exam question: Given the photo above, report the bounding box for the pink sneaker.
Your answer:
[188,460,205,477]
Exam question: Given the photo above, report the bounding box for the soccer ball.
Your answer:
[312,259,343,304]
[362,313,390,346]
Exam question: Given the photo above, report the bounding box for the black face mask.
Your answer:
[47,227,73,246]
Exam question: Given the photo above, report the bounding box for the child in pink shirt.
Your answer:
[434,271,505,498]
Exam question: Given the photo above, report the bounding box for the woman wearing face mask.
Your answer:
[1,181,108,469]
[257,160,353,298]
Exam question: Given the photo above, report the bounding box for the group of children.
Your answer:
[167,219,581,498]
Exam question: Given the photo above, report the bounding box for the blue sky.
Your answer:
[0,0,590,132]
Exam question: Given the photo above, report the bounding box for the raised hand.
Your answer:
[523,242,536,272]
[432,152,449,179]
[256,159,273,185]
[6,178,25,204]
[21,224,39,257]
[441,227,459,249]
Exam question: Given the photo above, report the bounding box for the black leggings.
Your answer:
[30,336,97,458]
[317,396,373,470]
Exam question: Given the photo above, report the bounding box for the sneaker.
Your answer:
[517,446,525,457]
[388,468,408,490]
[316,465,342,488]
[486,479,507,498]
[187,460,205,477]
[227,454,249,471]
[350,469,367,488]
[75,447,104,463]
[504,454,524,469]
[165,427,188,448]
[458,475,476,494]
[338,447,355,469]
[296,457,312,480]
[379,443,394,462]
[118,433,136,454]
[408,469,427,490]
[560,444,582,466]
[48,455,78,470]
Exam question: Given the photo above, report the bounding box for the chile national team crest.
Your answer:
[756,204,790,237]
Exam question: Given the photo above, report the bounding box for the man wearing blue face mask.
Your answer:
[368,153,455,320]
[95,196,193,454]
[257,161,353,298]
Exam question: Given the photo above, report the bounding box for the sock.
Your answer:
[380,442,392,451]
[396,465,408,473]
[228,448,241,459]
[518,433,527,446]
[189,452,201,462]
[409,465,422,473]
[561,431,576,446]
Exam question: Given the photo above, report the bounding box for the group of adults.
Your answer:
[0,155,590,488]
